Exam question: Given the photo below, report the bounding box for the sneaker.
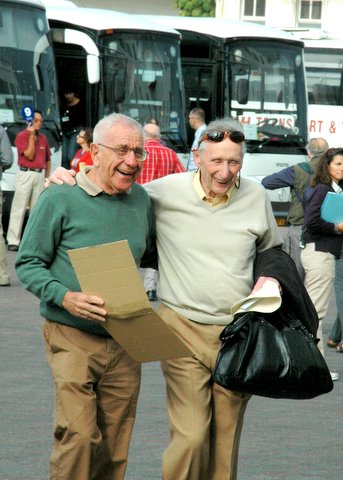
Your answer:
[330,371,340,381]
[7,244,19,251]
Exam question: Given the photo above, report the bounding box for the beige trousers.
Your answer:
[159,304,250,480]
[44,321,141,480]
[6,170,44,246]
[301,242,335,355]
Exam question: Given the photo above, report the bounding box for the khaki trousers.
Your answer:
[301,243,335,355]
[159,305,250,480]
[6,170,44,246]
[44,321,141,480]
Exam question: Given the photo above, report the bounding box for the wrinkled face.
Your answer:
[329,154,343,184]
[90,123,144,195]
[194,138,243,197]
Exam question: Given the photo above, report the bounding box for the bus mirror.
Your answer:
[236,78,249,104]
[87,55,100,84]
[33,34,50,91]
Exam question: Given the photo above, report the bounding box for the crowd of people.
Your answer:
[1,105,343,479]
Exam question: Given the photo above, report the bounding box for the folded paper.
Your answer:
[230,279,282,315]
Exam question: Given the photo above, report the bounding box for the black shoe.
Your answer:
[146,290,157,302]
[7,244,19,251]
[0,282,10,287]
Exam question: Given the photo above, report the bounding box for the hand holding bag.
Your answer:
[213,310,333,399]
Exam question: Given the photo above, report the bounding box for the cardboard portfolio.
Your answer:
[321,192,343,223]
[68,240,192,363]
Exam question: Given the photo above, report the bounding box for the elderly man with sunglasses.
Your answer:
[144,117,283,480]
[15,113,155,480]
[45,116,283,480]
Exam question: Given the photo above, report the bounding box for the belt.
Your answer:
[20,166,43,172]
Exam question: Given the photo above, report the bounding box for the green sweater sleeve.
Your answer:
[15,188,71,307]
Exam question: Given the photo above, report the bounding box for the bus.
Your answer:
[144,16,309,222]
[0,0,61,224]
[44,5,188,163]
[287,29,343,147]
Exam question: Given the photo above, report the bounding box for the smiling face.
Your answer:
[329,154,343,184]
[193,137,243,197]
[89,122,144,195]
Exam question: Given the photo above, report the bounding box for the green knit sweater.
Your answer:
[15,173,155,336]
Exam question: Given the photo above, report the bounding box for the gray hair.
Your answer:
[93,113,143,144]
[198,117,246,154]
[306,137,329,158]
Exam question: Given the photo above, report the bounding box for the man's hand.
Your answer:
[62,291,107,322]
[45,166,76,188]
[252,276,282,294]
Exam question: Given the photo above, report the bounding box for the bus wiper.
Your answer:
[247,133,306,153]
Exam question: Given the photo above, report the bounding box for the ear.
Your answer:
[90,144,100,167]
[193,148,201,167]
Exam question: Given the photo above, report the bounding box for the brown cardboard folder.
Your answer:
[68,240,192,363]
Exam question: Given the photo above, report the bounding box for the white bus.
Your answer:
[44,5,188,162]
[144,16,309,223]
[0,0,61,225]
[288,29,343,147]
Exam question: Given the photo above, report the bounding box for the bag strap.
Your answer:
[220,313,252,340]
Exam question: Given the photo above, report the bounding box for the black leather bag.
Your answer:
[213,310,333,399]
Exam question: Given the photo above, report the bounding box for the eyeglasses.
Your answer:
[77,134,86,139]
[198,130,245,147]
[97,143,148,161]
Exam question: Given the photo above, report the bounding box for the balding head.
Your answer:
[306,137,329,159]
[144,123,161,140]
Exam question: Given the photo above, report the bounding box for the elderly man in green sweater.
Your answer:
[15,113,155,480]
[45,116,283,480]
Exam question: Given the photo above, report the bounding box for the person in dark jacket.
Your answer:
[301,148,343,367]
[262,137,328,279]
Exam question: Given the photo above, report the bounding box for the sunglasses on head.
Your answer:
[198,130,245,146]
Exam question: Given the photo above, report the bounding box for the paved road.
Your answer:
[1,248,342,480]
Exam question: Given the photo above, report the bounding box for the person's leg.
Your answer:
[29,172,45,209]
[328,316,341,345]
[92,340,141,480]
[140,267,158,301]
[62,133,70,169]
[67,132,80,163]
[44,321,140,480]
[335,251,343,343]
[159,305,249,480]
[0,190,10,285]
[6,172,33,246]
[209,382,250,480]
[301,243,335,355]
[283,225,304,280]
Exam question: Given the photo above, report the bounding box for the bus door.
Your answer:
[182,61,216,145]
[50,27,100,128]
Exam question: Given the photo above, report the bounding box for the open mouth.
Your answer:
[117,168,135,177]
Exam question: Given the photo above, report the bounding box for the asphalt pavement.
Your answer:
[1,248,342,480]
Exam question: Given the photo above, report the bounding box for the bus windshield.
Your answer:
[102,32,186,150]
[0,2,60,147]
[305,49,343,106]
[226,40,307,147]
